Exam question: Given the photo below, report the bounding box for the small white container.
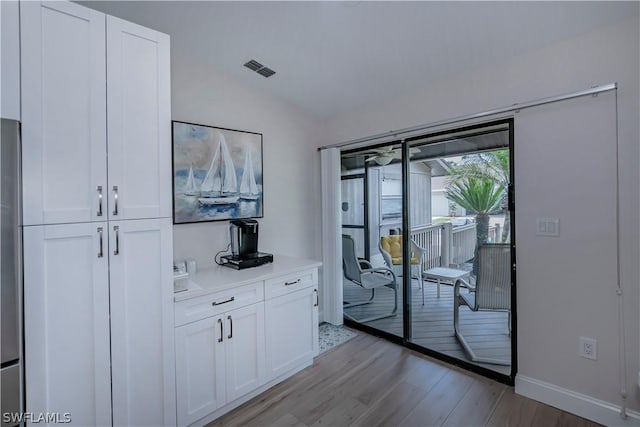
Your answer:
[173,271,189,293]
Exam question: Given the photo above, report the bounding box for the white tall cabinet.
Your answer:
[21,1,175,425]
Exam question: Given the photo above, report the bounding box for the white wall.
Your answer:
[1,0,20,120]
[171,51,323,269]
[324,15,640,421]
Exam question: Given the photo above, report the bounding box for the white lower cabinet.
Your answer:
[175,316,226,425]
[109,218,176,426]
[265,286,319,381]
[24,219,175,426]
[24,223,112,426]
[174,263,319,426]
[175,302,265,426]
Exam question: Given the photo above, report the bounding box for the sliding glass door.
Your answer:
[406,120,514,379]
[341,143,405,338]
[340,120,515,384]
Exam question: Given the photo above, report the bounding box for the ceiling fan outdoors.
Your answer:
[343,146,421,166]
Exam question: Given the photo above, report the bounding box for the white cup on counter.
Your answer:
[186,259,197,274]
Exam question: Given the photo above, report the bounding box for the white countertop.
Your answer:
[174,255,322,302]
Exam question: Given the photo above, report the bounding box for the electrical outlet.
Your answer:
[579,337,597,360]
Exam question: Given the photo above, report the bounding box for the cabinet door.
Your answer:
[106,16,171,220]
[109,218,176,426]
[225,303,266,402]
[21,1,107,226]
[24,223,112,426]
[265,287,317,381]
[175,316,226,426]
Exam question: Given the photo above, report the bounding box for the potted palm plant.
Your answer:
[445,177,504,275]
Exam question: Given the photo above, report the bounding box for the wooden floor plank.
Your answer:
[442,377,506,426]
[398,369,475,426]
[352,380,429,427]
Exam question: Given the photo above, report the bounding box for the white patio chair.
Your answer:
[453,243,511,365]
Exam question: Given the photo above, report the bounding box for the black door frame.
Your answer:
[340,172,370,260]
[343,118,517,386]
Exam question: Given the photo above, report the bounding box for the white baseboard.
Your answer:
[515,375,640,426]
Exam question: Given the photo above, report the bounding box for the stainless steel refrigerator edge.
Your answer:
[1,118,23,425]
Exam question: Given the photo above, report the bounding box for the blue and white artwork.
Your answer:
[172,121,263,224]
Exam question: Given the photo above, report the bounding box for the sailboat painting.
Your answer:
[172,121,263,224]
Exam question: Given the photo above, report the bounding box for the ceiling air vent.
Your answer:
[256,67,276,78]
[244,59,263,72]
[243,59,276,78]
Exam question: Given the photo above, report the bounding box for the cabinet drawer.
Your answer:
[175,282,263,327]
[265,269,317,300]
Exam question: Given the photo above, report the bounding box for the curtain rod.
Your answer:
[318,82,617,151]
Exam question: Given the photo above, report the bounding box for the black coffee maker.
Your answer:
[230,219,259,258]
[222,220,273,269]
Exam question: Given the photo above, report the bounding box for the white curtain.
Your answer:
[320,148,343,325]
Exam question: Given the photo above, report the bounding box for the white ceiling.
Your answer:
[83,1,637,118]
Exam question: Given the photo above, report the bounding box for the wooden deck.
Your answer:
[343,277,512,376]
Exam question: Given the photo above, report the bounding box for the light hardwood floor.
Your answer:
[209,333,601,427]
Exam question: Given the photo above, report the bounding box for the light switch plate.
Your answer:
[536,218,559,236]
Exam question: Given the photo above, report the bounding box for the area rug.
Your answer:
[318,323,357,354]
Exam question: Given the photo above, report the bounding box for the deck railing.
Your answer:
[450,223,475,267]
[383,220,500,271]
[410,223,449,271]
[410,222,500,269]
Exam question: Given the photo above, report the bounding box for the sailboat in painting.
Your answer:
[198,135,239,206]
[183,164,198,196]
[239,150,260,200]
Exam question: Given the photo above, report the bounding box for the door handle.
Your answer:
[218,318,223,343]
[97,227,104,258]
[113,225,120,255]
[314,289,318,307]
[285,279,301,286]
[112,186,119,216]
[227,315,233,339]
[212,296,234,306]
[97,186,103,217]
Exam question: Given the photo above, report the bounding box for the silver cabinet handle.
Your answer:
[212,296,234,306]
[113,225,120,255]
[314,289,318,307]
[97,227,104,258]
[112,186,119,216]
[218,318,223,343]
[285,279,301,286]
[227,315,233,339]
[97,186,103,217]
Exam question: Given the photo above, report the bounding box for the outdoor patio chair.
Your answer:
[342,234,398,323]
[453,243,511,365]
[379,234,425,289]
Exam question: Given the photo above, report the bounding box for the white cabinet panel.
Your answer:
[107,16,171,220]
[109,218,175,426]
[175,316,226,426]
[265,287,317,381]
[24,223,112,426]
[21,1,107,225]
[225,303,266,402]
